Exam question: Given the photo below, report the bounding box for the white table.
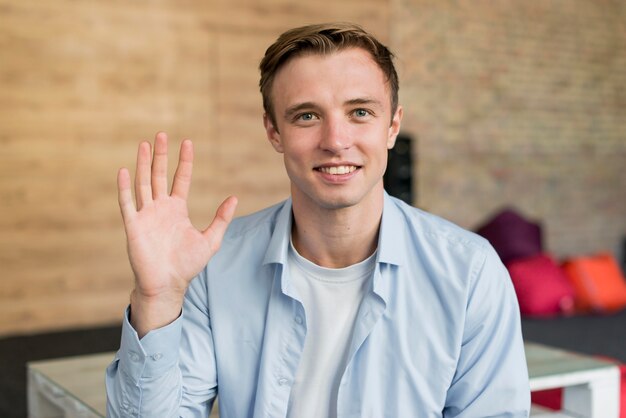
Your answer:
[526,342,621,418]
[28,353,111,418]
[28,352,220,418]
[27,344,621,418]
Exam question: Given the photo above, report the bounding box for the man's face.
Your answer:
[264,47,403,211]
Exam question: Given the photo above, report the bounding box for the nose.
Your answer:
[320,115,353,153]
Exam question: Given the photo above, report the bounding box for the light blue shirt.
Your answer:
[106,194,530,417]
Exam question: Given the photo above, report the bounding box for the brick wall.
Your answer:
[392,0,626,258]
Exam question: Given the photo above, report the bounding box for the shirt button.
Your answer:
[129,352,140,362]
[151,353,163,361]
[294,316,303,324]
[278,377,289,386]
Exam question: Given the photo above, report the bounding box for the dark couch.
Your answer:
[522,308,626,363]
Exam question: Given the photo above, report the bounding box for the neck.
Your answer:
[291,187,384,268]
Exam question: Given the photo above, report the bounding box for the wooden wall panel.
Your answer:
[0,0,219,336]
[0,0,390,335]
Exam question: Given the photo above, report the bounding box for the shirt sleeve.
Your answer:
[443,245,531,417]
[105,274,217,418]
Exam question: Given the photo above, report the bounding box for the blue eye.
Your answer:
[354,109,369,117]
[299,113,315,121]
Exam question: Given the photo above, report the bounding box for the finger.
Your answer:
[203,196,238,254]
[171,139,194,200]
[151,132,168,199]
[117,168,136,224]
[134,141,153,210]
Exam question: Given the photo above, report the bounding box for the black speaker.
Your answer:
[384,133,414,205]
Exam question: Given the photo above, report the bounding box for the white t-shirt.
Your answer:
[286,240,376,418]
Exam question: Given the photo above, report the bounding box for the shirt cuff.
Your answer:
[118,306,182,382]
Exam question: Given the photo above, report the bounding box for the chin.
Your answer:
[291,177,384,211]
[310,191,366,210]
[316,198,358,210]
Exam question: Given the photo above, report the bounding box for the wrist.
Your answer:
[129,289,184,338]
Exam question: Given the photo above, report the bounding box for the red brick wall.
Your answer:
[393,0,626,258]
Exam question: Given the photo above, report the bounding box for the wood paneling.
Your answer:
[0,0,389,335]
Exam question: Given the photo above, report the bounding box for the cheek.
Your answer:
[282,144,308,163]
[281,144,314,177]
[281,131,318,159]
[362,130,393,158]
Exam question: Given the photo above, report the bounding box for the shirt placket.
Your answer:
[257,264,307,418]
[336,267,387,417]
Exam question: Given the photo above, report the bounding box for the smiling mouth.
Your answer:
[316,165,359,175]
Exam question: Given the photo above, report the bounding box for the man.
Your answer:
[106,23,530,417]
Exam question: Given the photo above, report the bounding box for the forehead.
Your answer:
[270,48,390,110]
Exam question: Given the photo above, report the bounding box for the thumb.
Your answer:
[203,196,238,254]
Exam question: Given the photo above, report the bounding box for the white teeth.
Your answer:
[319,166,357,175]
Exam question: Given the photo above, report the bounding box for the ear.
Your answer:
[263,113,284,153]
[387,105,403,149]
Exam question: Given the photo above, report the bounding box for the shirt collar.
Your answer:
[376,192,406,266]
[262,198,293,266]
[262,192,406,267]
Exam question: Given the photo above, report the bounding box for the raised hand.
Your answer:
[117,132,237,337]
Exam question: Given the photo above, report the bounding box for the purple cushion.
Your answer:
[476,208,542,264]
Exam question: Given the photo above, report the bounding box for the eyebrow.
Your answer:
[344,97,384,109]
[284,102,318,120]
[283,97,384,120]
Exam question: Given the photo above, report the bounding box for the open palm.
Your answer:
[117,132,237,335]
